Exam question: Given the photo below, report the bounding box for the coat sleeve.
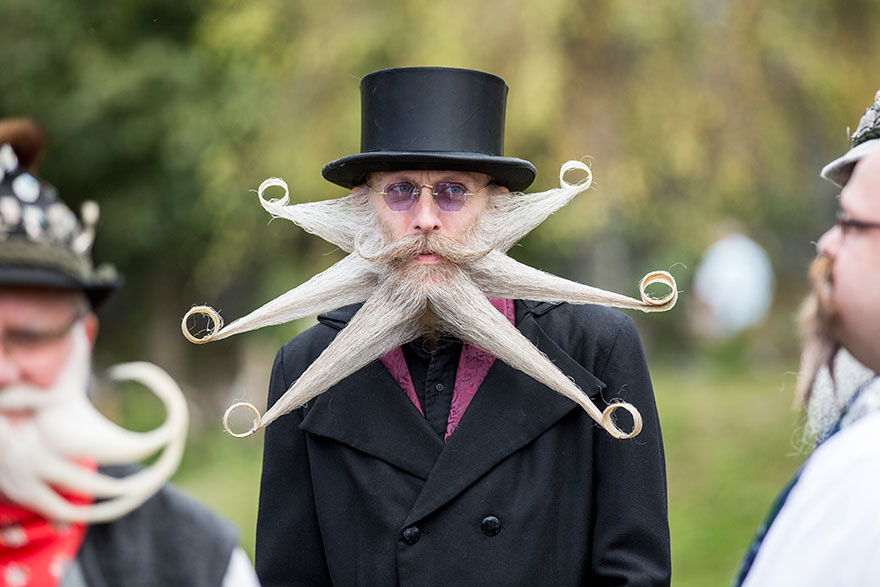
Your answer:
[255,341,332,587]
[590,315,672,586]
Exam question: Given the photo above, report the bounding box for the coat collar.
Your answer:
[299,300,607,522]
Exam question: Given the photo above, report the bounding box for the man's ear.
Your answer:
[491,185,511,212]
[83,313,99,350]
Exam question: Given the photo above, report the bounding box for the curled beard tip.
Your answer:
[559,160,593,190]
[223,401,262,438]
[353,228,374,261]
[257,177,290,206]
[637,271,678,311]
[600,401,643,439]
[105,361,188,424]
[182,305,224,344]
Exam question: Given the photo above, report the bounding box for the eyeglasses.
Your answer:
[366,181,490,212]
[1,311,84,363]
[836,210,880,236]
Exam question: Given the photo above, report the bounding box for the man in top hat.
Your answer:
[0,119,260,587]
[244,66,672,586]
[734,92,880,586]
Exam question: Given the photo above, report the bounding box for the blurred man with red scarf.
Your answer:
[0,119,260,587]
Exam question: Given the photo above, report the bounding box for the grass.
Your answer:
[172,430,264,559]
[170,360,807,585]
[654,361,806,586]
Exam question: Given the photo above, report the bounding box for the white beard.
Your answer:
[0,323,189,523]
[184,161,677,440]
[804,348,876,446]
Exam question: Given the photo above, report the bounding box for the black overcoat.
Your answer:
[256,300,671,586]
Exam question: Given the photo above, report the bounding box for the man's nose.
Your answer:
[410,187,442,234]
[817,224,841,259]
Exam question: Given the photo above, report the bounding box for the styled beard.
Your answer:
[0,324,188,523]
[184,161,677,440]
[801,348,875,447]
[795,253,880,444]
[795,255,840,407]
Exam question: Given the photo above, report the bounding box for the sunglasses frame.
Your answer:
[366,181,491,212]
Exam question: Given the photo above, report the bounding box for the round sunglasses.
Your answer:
[366,181,490,212]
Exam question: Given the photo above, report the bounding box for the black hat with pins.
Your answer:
[0,119,120,306]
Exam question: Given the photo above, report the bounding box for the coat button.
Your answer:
[481,515,501,537]
[401,526,421,545]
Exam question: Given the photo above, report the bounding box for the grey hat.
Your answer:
[821,90,880,187]
[0,123,121,306]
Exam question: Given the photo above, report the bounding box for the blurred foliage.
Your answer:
[2,0,878,579]
[654,362,806,586]
[5,0,880,378]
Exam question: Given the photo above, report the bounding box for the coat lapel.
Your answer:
[297,301,608,523]
[403,310,607,525]
[299,356,444,480]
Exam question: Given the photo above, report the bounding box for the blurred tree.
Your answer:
[6,2,880,583]
[3,0,880,392]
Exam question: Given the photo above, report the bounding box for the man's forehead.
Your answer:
[842,149,880,213]
[0,287,81,311]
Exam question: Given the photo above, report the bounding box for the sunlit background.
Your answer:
[4,0,878,584]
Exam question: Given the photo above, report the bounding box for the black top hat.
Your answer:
[0,119,120,306]
[322,67,537,191]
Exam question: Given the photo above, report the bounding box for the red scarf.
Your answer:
[0,472,93,587]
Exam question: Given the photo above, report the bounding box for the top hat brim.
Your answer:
[322,151,537,192]
[0,265,121,307]
[820,138,880,187]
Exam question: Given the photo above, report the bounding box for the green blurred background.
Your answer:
[3,0,877,583]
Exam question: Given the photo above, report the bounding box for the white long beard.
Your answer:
[0,323,189,523]
[184,161,677,439]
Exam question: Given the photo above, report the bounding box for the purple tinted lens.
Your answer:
[434,183,468,211]
[383,182,417,211]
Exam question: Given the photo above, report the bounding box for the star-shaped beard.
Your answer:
[183,161,677,439]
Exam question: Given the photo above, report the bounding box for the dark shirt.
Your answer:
[401,336,462,437]
[77,466,238,587]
